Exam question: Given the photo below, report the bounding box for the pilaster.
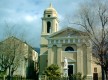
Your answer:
[42,19,46,34]
[86,45,93,80]
[57,44,62,72]
[48,44,53,66]
[77,44,82,73]
[57,44,62,64]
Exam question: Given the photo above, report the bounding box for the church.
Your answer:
[39,4,101,80]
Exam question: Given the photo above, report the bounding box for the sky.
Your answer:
[0,0,85,47]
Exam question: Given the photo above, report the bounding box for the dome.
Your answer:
[44,3,57,14]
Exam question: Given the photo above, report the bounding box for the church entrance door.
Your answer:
[93,73,98,80]
[68,65,73,80]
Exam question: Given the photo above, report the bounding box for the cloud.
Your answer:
[0,0,85,47]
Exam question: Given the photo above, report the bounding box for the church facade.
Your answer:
[40,4,101,80]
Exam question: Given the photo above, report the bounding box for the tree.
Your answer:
[0,23,38,80]
[69,0,108,80]
[44,64,61,80]
[0,24,28,80]
[0,37,25,80]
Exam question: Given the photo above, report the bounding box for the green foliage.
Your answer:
[0,71,6,76]
[44,64,61,79]
[71,72,86,80]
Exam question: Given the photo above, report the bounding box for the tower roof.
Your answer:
[49,3,52,8]
[44,3,57,14]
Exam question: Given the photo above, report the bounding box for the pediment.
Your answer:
[49,27,86,38]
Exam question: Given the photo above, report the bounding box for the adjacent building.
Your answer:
[0,37,38,79]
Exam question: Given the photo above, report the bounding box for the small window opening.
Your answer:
[94,67,97,73]
[48,15,51,17]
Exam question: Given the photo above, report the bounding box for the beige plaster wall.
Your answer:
[39,47,48,74]
[92,60,102,80]
[82,44,87,75]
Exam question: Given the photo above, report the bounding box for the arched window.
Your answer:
[47,21,51,33]
[65,46,74,51]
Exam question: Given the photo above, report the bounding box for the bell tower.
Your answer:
[40,4,59,75]
[41,3,59,35]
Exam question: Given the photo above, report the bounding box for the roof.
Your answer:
[44,3,57,14]
[0,36,38,53]
[33,47,40,54]
[49,27,87,38]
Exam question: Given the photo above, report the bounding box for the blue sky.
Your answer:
[0,0,85,47]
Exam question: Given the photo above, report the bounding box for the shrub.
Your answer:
[44,64,61,80]
[71,72,86,80]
